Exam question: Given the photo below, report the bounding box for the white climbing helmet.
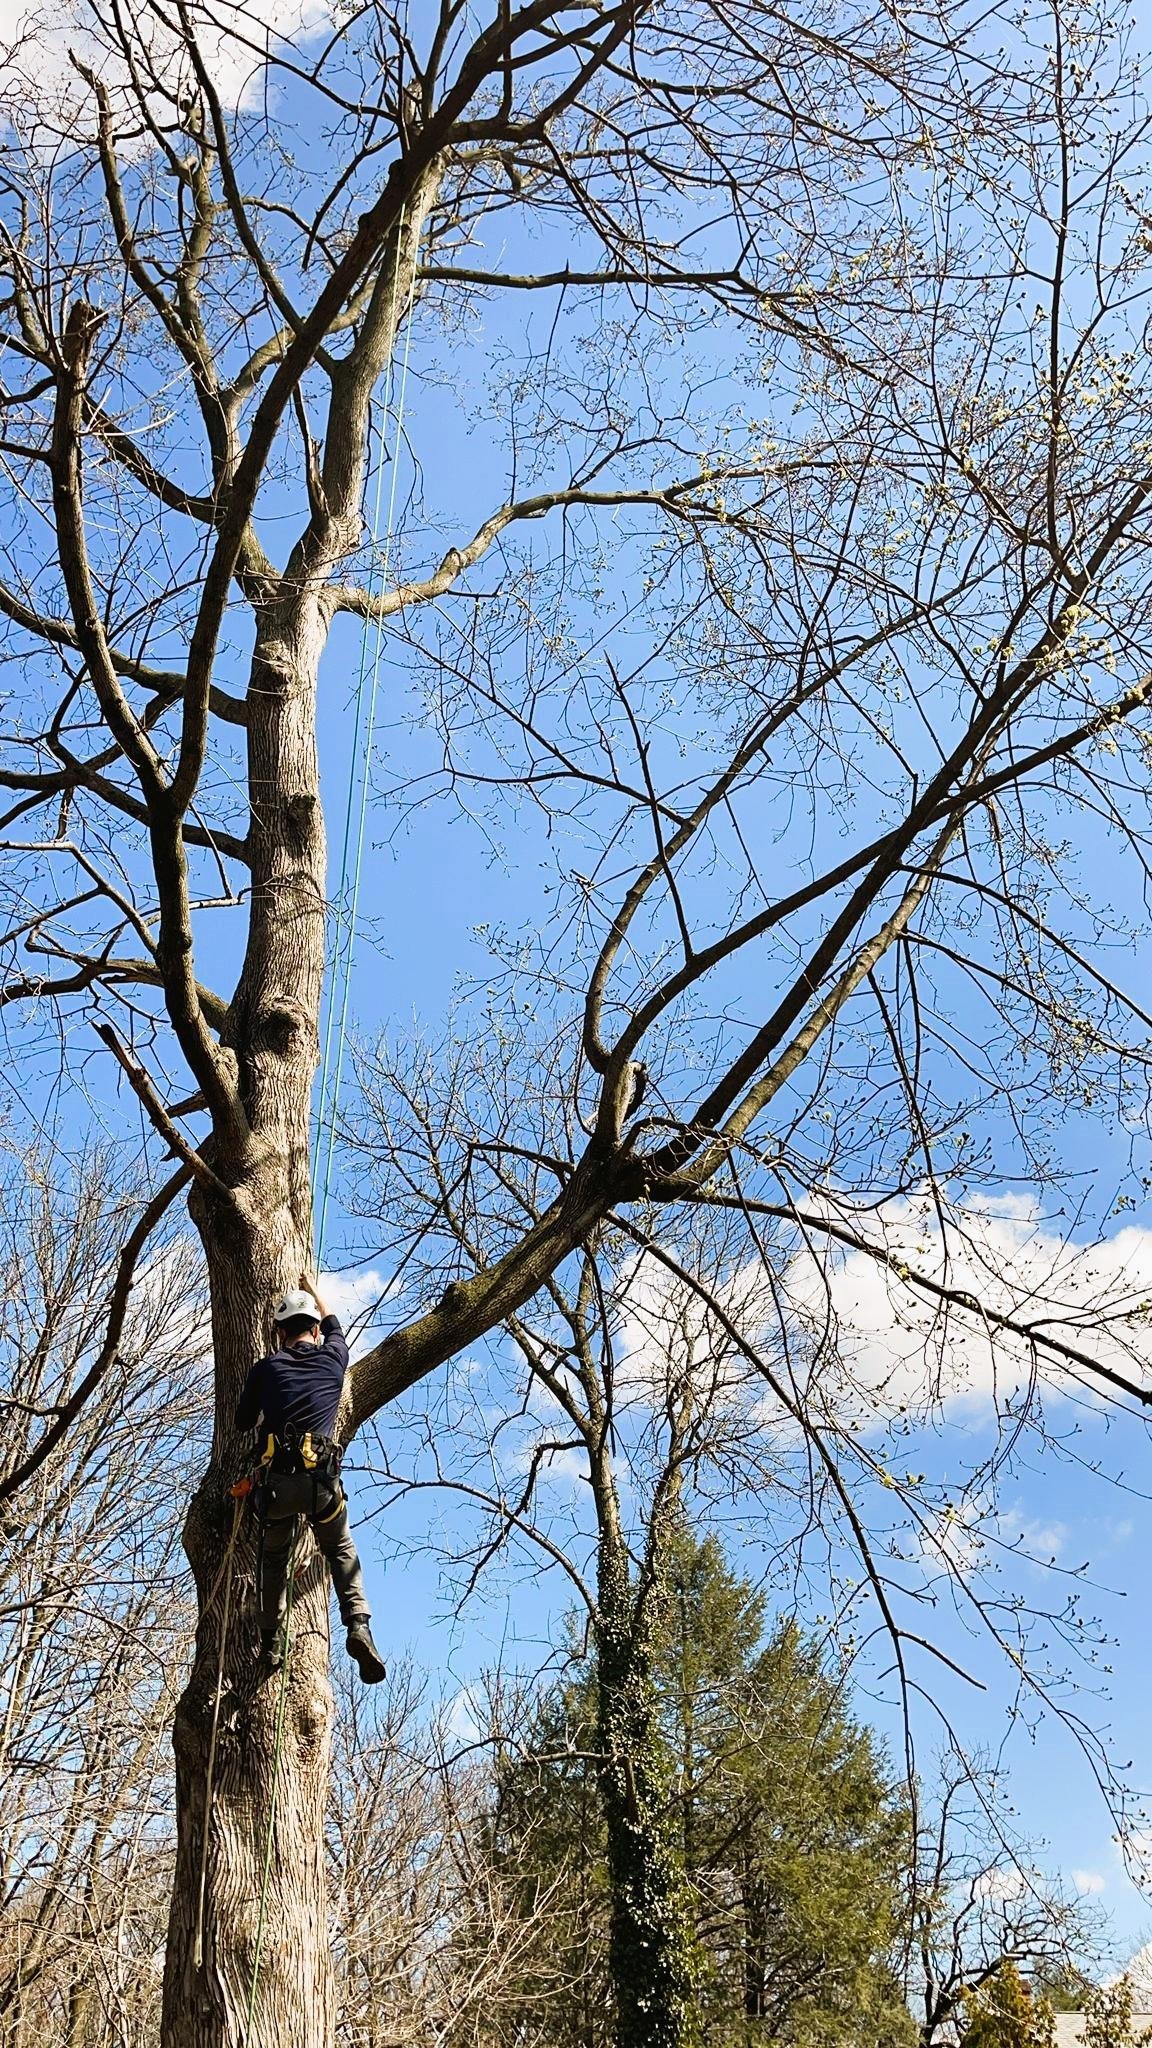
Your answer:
[272,1288,322,1325]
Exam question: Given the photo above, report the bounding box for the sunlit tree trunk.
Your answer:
[162,608,333,2045]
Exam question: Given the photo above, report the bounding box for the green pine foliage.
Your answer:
[1080,1976,1152,2048]
[962,1963,1057,2048]
[479,1533,914,2048]
[1034,1967,1096,2017]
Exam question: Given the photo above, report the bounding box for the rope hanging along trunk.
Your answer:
[310,213,400,1234]
[189,207,423,2039]
[193,1495,245,1972]
[244,1525,300,2046]
[312,202,423,1261]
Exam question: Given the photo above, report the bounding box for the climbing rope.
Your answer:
[193,1494,245,1973]
[242,219,420,2016]
[195,212,422,2027]
[244,1526,300,2046]
[312,202,423,1263]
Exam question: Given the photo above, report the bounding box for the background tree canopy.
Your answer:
[481,1533,917,2048]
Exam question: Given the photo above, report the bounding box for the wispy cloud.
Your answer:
[603,1193,1152,1450]
[321,1268,391,1360]
[997,1506,1067,1563]
[780,1191,1152,1425]
[0,0,328,136]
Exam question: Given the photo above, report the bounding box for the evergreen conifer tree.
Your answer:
[479,1533,913,2048]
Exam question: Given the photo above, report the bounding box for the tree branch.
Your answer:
[0,1164,192,1507]
[92,1021,235,1204]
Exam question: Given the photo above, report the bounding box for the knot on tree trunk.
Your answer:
[282,789,319,849]
[251,995,312,1057]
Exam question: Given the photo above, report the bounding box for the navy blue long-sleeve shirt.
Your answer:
[234,1315,349,1441]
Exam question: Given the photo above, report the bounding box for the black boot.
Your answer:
[345,1621,386,1684]
[259,1627,284,1679]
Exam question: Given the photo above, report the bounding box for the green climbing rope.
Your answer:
[238,210,424,2040]
[313,204,423,1262]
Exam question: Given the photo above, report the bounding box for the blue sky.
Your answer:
[302,296,1152,1960]
[5,0,1152,1976]
[307,582,1152,1958]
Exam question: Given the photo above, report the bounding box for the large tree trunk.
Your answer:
[162,1207,335,2048]
[154,169,441,2037]
[159,179,437,2041]
[596,1547,699,2048]
[162,608,334,2046]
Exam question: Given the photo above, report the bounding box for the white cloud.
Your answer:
[320,1268,390,1360]
[533,1443,591,1488]
[0,0,328,140]
[443,1685,482,1745]
[577,1194,1152,1482]
[601,1194,1152,1454]
[1073,1870,1107,1895]
[779,1192,1152,1425]
[614,1248,770,1412]
[997,1505,1066,1562]
[913,1495,1067,1579]
[974,1864,1030,1902]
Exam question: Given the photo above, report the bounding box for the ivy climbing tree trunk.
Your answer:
[597,1543,700,2048]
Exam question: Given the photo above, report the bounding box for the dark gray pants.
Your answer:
[258,1468,371,1636]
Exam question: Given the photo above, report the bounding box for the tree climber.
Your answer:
[235,1276,387,1684]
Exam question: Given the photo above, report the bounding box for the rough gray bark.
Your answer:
[165,1211,331,2047]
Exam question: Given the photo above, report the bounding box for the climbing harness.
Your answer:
[258,1424,345,1520]
[312,199,423,1264]
[257,1425,343,1476]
